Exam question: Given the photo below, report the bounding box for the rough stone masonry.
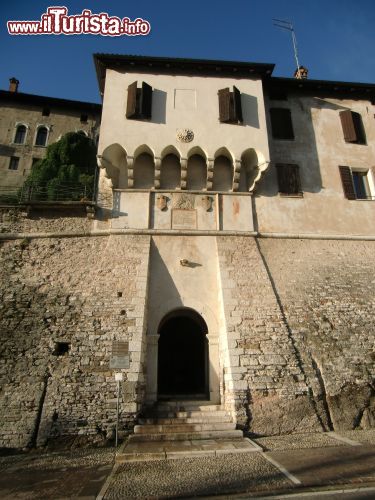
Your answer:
[0,210,374,448]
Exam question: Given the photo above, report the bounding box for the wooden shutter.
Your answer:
[126,81,138,118]
[218,88,230,122]
[141,81,152,119]
[276,164,301,195]
[352,112,366,144]
[339,110,357,142]
[233,86,243,123]
[339,166,356,199]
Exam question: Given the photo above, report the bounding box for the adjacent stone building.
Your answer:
[0,78,101,192]
[0,55,374,448]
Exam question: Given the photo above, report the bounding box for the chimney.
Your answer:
[9,77,19,92]
[294,66,308,79]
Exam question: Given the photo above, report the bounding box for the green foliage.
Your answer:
[23,132,97,201]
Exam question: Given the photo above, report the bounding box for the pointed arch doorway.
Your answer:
[157,308,209,399]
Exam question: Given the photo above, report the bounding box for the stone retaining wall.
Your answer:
[258,238,375,432]
[0,213,374,447]
[0,232,150,448]
[217,236,323,435]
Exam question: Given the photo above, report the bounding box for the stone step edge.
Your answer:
[138,417,232,425]
[128,430,244,442]
[116,438,263,463]
[134,423,236,434]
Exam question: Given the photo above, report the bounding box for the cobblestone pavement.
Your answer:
[252,432,346,451]
[0,431,375,499]
[106,453,289,498]
[0,448,115,499]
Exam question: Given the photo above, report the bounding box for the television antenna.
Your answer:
[273,19,304,78]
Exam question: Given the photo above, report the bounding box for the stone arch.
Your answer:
[151,298,218,336]
[160,154,181,189]
[35,125,49,147]
[187,146,208,160]
[134,152,155,189]
[239,148,268,192]
[146,300,220,403]
[100,143,127,189]
[13,123,28,144]
[160,145,182,159]
[157,307,209,397]
[133,144,155,159]
[212,148,234,191]
[186,147,207,190]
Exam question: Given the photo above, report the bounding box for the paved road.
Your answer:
[0,431,374,498]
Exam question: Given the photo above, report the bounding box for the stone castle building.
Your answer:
[0,78,101,193]
[0,54,374,448]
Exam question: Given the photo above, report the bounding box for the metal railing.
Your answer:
[0,181,97,205]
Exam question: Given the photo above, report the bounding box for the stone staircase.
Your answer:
[128,400,244,443]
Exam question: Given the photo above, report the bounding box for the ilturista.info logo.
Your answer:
[7,6,151,36]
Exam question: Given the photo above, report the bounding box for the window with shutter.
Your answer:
[339,110,366,144]
[126,81,153,120]
[339,166,374,200]
[218,86,243,124]
[276,164,302,196]
[270,108,294,140]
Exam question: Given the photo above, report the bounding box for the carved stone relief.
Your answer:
[172,193,195,209]
[156,195,168,211]
[201,195,213,212]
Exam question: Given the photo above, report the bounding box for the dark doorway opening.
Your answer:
[158,309,208,399]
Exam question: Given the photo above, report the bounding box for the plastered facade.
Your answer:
[257,92,375,236]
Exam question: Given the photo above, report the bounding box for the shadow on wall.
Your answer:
[256,96,352,196]
[148,239,183,317]
[241,94,259,129]
[151,89,167,124]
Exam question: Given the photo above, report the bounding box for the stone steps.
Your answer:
[156,404,223,412]
[134,422,236,434]
[146,410,229,419]
[128,429,244,442]
[130,400,242,443]
[138,416,231,425]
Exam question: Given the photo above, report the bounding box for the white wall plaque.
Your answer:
[172,209,197,229]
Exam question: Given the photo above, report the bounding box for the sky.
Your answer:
[1,1,375,104]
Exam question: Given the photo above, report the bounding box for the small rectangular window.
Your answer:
[339,166,374,200]
[339,110,366,144]
[80,114,88,123]
[42,107,50,116]
[9,157,19,170]
[276,163,302,196]
[270,108,294,140]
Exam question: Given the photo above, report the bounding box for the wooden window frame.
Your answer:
[339,166,374,200]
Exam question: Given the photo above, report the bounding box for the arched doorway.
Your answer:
[157,308,208,399]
